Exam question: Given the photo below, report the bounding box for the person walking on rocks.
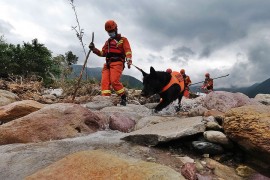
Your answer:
[89,20,132,106]
[180,69,192,98]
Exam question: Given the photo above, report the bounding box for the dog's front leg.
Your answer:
[155,99,171,112]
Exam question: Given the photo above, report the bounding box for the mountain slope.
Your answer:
[70,65,143,89]
[245,78,270,97]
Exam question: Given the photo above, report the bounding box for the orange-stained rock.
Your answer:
[0,103,106,145]
[0,100,45,123]
[224,105,270,163]
[26,150,184,180]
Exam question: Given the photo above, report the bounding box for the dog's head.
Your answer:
[141,66,168,97]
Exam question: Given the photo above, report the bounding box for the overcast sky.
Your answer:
[1,0,270,88]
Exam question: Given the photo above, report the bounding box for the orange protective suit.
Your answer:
[182,74,192,98]
[92,34,132,96]
[202,78,214,93]
[171,71,185,92]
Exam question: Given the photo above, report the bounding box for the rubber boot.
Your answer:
[120,94,127,106]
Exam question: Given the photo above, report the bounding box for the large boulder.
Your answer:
[109,112,136,132]
[0,100,45,123]
[26,150,184,180]
[204,91,259,113]
[122,116,205,146]
[0,103,106,145]
[223,105,270,163]
[0,90,20,106]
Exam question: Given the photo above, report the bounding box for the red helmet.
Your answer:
[180,69,185,74]
[205,73,210,77]
[105,20,117,32]
[166,68,172,73]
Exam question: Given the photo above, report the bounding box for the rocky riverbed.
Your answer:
[1,88,270,179]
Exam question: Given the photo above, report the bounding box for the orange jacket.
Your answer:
[93,34,132,61]
[203,78,213,90]
[182,74,191,89]
[161,71,184,93]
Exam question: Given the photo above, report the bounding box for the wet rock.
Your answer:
[26,150,184,180]
[204,91,259,113]
[109,112,136,132]
[192,141,224,155]
[0,103,106,145]
[224,105,270,163]
[122,116,205,146]
[0,100,45,123]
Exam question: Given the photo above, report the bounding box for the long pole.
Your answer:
[72,32,94,102]
[190,74,229,86]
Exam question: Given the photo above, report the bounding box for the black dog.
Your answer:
[141,67,184,112]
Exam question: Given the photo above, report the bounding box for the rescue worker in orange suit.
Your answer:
[180,69,192,98]
[166,68,185,112]
[89,20,132,106]
[201,73,213,94]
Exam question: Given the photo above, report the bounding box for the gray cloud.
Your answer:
[0,19,13,35]
[171,46,195,64]
[147,53,164,63]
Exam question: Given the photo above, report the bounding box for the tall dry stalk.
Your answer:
[69,0,88,79]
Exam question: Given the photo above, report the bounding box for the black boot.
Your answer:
[120,94,127,106]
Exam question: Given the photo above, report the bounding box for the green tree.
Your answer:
[53,51,78,79]
[0,38,62,85]
[65,51,78,65]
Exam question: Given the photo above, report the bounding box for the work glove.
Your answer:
[126,58,132,69]
[88,42,95,50]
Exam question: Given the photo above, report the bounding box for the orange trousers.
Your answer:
[101,61,125,96]
[183,89,190,98]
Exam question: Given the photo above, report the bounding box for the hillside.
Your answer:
[70,65,143,89]
[245,78,270,97]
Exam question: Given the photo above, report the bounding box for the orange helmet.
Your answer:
[166,68,172,73]
[180,69,185,74]
[205,73,210,77]
[105,20,117,32]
